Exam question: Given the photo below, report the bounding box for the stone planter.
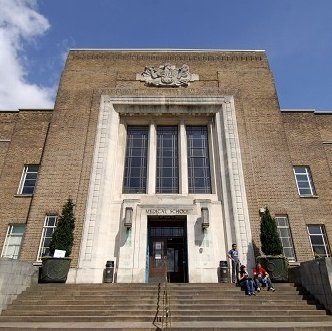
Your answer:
[256,256,289,282]
[39,257,71,283]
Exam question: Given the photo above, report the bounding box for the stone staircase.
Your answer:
[0,282,332,330]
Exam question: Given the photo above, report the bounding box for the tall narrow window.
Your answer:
[18,165,39,194]
[307,225,330,258]
[156,126,179,193]
[187,126,211,193]
[37,215,57,260]
[123,126,149,193]
[275,215,296,261]
[1,224,26,259]
[293,166,316,196]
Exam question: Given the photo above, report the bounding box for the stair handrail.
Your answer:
[161,256,171,330]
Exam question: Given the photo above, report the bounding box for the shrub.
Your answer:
[49,198,75,257]
[260,207,283,256]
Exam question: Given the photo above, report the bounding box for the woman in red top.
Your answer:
[253,262,275,292]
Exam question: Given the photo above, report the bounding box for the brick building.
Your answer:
[0,49,331,283]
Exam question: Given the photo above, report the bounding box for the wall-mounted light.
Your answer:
[201,207,209,230]
[124,207,133,229]
[259,207,266,215]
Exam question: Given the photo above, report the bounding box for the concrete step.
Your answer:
[0,315,331,323]
[5,303,322,311]
[2,309,326,317]
[1,282,331,329]
[14,292,310,300]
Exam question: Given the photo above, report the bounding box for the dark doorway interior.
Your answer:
[148,217,188,283]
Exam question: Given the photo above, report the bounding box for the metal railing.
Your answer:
[154,257,171,330]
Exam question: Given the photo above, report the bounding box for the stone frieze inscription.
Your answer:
[136,63,199,87]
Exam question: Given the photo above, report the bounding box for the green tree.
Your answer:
[49,198,75,257]
[260,208,283,256]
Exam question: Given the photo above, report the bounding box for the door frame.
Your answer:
[147,216,188,283]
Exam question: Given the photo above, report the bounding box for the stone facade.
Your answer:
[0,50,331,283]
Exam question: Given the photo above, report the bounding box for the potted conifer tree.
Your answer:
[256,207,289,282]
[39,198,75,283]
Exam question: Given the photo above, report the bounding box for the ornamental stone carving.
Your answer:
[136,64,199,87]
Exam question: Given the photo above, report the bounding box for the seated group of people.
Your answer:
[238,262,275,296]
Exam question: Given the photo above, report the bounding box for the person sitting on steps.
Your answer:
[238,265,256,296]
[253,262,275,292]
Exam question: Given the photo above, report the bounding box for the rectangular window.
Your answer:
[293,166,316,196]
[18,165,39,194]
[275,215,296,261]
[187,126,212,193]
[37,215,57,260]
[156,126,179,193]
[123,126,149,193]
[307,225,330,258]
[1,224,26,259]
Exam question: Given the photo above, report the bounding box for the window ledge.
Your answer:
[14,194,33,198]
[299,195,319,199]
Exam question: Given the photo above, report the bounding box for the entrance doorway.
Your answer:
[148,217,188,283]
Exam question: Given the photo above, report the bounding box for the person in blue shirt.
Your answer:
[227,243,240,284]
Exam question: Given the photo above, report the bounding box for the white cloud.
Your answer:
[0,0,55,109]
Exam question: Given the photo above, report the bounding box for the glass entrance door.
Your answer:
[148,218,188,283]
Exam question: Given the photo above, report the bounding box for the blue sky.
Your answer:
[1,0,331,110]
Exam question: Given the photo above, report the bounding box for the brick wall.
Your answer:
[281,111,332,259]
[0,110,52,253]
[1,50,331,265]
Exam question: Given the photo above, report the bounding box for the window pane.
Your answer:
[18,165,39,194]
[37,216,58,260]
[308,225,322,235]
[279,228,290,238]
[308,225,330,258]
[281,237,291,247]
[296,174,308,180]
[276,217,287,227]
[293,166,316,196]
[11,224,25,234]
[299,188,312,195]
[187,126,211,194]
[25,173,38,180]
[284,248,295,259]
[276,215,295,260]
[310,236,324,245]
[27,165,39,172]
[313,246,327,256]
[156,126,179,193]
[297,181,310,188]
[123,126,148,193]
[1,224,26,259]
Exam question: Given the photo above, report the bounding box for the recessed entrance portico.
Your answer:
[72,95,254,284]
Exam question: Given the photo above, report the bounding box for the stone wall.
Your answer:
[292,257,332,313]
[0,258,38,313]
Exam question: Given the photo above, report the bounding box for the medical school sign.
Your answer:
[144,207,194,215]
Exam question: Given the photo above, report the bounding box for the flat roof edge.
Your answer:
[69,48,266,52]
[281,109,332,114]
[0,109,53,113]
[281,109,315,113]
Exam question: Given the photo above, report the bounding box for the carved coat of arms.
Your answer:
[136,64,199,87]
